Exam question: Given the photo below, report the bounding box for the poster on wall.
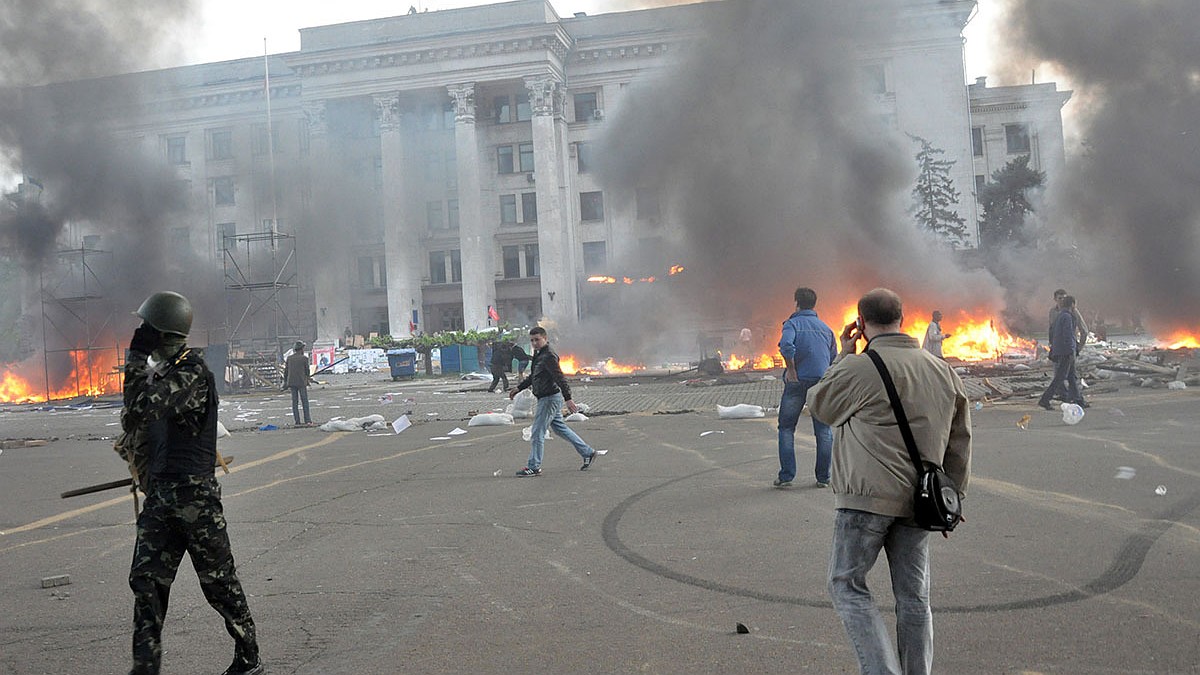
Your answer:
[311,343,336,372]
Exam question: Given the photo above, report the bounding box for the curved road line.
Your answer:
[601,461,1200,613]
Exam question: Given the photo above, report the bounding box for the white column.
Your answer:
[375,92,421,338]
[302,100,353,344]
[525,74,579,326]
[448,82,494,330]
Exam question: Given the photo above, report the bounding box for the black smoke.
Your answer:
[579,0,1000,361]
[0,1,211,345]
[996,0,1200,335]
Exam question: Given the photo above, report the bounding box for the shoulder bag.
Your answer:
[865,350,963,533]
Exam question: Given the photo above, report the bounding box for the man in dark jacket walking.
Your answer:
[284,341,313,425]
[508,326,605,475]
[1039,296,1088,410]
[118,291,262,675]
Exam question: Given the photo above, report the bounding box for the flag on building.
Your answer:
[488,305,500,322]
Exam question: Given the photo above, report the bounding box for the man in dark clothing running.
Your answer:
[117,291,263,675]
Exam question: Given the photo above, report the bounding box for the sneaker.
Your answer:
[221,661,264,675]
[1037,401,1054,411]
[815,481,829,489]
[515,467,542,477]
[773,479,793,488]
[581,448,606,470]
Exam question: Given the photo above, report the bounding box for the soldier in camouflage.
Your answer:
[117,291,263,675]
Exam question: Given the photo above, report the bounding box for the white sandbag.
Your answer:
[320,414,386,432]
[505,389,537,419]
[564,412,589,422]
[717,403,765,419]
[468,412,515,427]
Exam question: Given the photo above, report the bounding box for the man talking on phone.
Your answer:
[808,288,972,675]
[773,286,838,489]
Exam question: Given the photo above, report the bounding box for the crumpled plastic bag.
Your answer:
[1059,403,1084,425]
[320,414,386,432]
[717,404,765,419]
[522,426,553,441]
[505,389,537,419]
[564,412,588,422]
[1168,380,1188,390]
[468,412,515,427]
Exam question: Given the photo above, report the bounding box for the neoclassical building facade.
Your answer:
[55,0,1066,346]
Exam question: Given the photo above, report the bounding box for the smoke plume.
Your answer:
[581,0,1000,360]
[996,0,1200,334]
[0,1,211,343]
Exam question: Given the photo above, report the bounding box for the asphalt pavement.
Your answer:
[1,372,1198,674]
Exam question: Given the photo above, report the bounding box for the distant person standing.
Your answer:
[774,287,838,489]
[284,341,313,426]
[1039,295,1088,410]
[509,326,605,476]
[922,310,950,359]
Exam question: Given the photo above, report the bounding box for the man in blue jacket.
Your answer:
[775,287,838,488]
[1038,295,1088,410]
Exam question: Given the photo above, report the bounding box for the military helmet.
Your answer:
[135,291,193,337]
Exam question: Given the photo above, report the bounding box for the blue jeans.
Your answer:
[828,509,932,675]
[527,392,593,470]
[778,378,833,483]
[290,386,311,424]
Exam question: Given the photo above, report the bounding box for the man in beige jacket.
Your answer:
[809,288,972,675]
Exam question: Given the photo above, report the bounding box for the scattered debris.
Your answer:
[735,622,750,634]
[699,430,725,437]
[392,415,412,434]
[41,575,71,588]
[0,438,52,449]
[319,415,387,432]
[447,427,468,436]
[1155,485,1168,496]
[1016,414,1031,430]
[1115,466,1136,480]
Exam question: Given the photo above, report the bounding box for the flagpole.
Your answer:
[264,37,280,246]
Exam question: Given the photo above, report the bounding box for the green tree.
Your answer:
[909,134,967,245]
[977,155,1046,249]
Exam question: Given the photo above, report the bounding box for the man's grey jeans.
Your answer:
[828,508,932,675]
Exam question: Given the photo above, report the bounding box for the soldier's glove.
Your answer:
[129,323,162,356]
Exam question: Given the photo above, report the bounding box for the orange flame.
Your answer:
[1163,332,1200,349]
[723,352,782,371]
[587,275,617,284]
[0,349,123,404]
[840,306,1034,361]
[669,265,685,275]
[557,355,644,376]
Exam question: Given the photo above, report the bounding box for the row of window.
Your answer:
[424,191,607,229]
[165,125,303,165]
[423,241,614,285]
[972,123,1031,157]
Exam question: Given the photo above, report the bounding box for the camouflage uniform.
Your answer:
[121,343,259,675]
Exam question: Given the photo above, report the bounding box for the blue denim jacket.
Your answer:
[778,309,837,380]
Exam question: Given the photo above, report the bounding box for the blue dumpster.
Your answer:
[386,348,417,380]
[439,345,479,374]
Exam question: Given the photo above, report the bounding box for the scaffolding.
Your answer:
[39,246,124,401]
[222,230,302,389]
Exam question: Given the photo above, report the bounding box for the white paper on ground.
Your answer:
[564,412,588,422]
[699,430,726,437]
[447,427,468,435]
[392,415,412,434]
[430,436,452,441]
